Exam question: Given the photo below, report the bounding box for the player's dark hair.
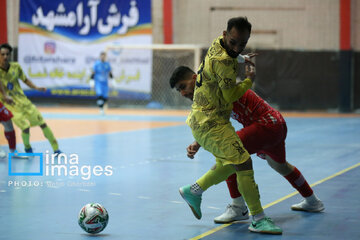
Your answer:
[0,43,13,53]
[227,17,252,33]
[169,66,195,88]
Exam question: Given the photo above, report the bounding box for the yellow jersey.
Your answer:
[186,36,253,133]
[0,62,32,108]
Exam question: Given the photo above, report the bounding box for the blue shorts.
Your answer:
[95,82,109,98]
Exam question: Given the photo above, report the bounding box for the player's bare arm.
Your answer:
[24,78,47,92]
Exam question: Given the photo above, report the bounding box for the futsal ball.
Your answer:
[78,203,109,234]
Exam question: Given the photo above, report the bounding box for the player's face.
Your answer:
[0,48,11,67]
[174,75,196,101]
[100,53,106,62]
[222,27,250,58]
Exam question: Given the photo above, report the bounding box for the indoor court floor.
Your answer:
[0,107,359,240]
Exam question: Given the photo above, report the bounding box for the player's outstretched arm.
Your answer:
[24,78,47,92]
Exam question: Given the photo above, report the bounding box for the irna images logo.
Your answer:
[9,151,113,180]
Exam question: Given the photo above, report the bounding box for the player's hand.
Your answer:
[4,95,14,105]
[245,65,256,81]
[187,141,201,159]
[244,53,258,66]
[89,79,95,89]
[36,87,47,92]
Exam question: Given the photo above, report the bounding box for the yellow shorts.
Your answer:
[7,103,45,130]
[192,123,250,165]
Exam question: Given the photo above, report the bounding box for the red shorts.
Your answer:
[0,102,13,122]
[236,122,287,163]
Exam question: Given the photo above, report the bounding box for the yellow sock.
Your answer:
[236,170,263,216]
[196,160,235,191]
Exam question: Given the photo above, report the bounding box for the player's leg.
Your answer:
[215,123,268,223]
[264,154,324,212]
[234,157,282,234]
[26,104,61,154]
[2,120,28,159]
[39,123,60,154]
[179,159,236,219]
[2,120,16,152]
[0,106,16,152]
[214,173,249,223]
[220,124,281,234]
[21,128,32,152]
[102,84,109,113]
[95,82,106,114]
[179,123,249,220]
[180,124,282,234]
[256,123,324,212]
[10,111,32,152]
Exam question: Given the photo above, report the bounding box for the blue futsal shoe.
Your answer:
[25,147,33,153]
[179,184,202,220]
[54,150,63,157]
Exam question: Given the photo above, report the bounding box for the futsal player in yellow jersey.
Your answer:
[177,17,282,234]
[0,43,61,155]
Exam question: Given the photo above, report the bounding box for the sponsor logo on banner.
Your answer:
[44,42,56,54]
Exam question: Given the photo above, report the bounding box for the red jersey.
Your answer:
[231,89,285,127]
[0,102,13,122]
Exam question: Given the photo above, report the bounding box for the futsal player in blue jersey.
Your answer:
[91,52,113,115]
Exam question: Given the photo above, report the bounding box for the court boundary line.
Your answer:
[189,161,360,240]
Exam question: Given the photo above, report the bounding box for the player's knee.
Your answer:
[233,157,253,171]
[2,120,14,131]
[265,155,292,176]
[96,97,105,107]
[23,128,30,134]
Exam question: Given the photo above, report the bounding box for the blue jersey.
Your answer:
[93,60,111,83]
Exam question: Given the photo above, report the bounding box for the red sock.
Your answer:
[226,173,242,198]
[5,130,16,151]
[284,167,313,197]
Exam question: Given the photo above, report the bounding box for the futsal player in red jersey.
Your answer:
[0,81,19,158]
[170,65,324,224]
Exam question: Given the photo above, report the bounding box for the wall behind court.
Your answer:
[170,0,359,111]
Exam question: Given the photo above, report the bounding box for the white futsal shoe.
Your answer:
[214,204,249,223]
[0,148,6,158]
[291,199,324,212]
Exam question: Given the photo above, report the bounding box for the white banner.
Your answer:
[18,0,152,99]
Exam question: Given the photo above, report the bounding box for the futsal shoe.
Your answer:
[0,148,6,158]
[10,150,29,159]
[25,147,33,153]
[291,199,324,212]
[179,184,202,220]
[53,150,63,157]
[214,204,249,223]
[248,217,283,235]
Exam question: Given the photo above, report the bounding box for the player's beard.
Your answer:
[223,40,240,58]
[225,46,240,58]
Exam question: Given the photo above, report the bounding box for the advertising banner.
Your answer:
[18,0,152,100]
